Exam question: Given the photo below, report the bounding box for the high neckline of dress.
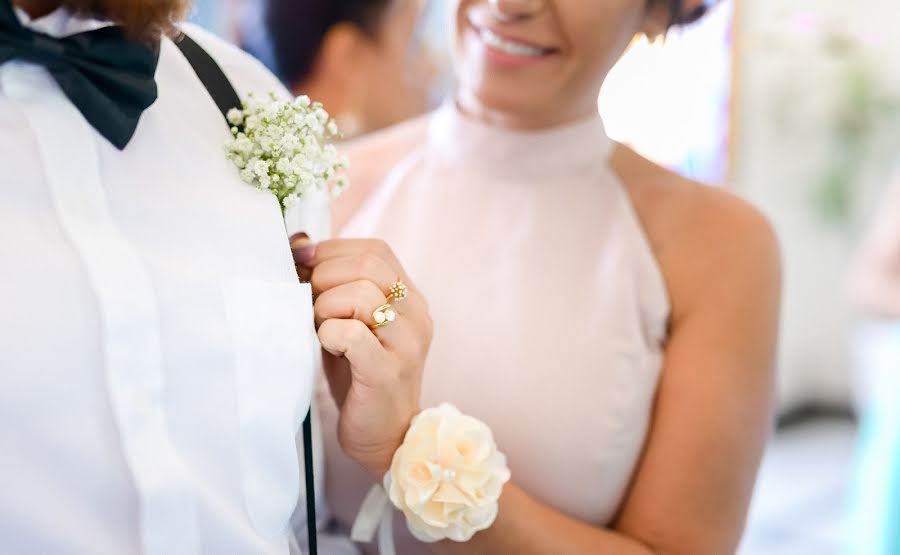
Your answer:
[427,100,614,179]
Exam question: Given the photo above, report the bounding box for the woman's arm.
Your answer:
[431,186,781,555]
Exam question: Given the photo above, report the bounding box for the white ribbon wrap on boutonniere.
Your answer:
[352,404,511,553]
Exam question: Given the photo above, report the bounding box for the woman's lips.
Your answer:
[479,27,550,57]
[469,25,559,68]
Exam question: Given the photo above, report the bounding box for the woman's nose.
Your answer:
[487,0,545,20]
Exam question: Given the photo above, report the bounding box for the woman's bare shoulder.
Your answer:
[610,144,781,322]
[333,115,431,231]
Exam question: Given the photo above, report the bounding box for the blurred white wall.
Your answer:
[734,0,900,410]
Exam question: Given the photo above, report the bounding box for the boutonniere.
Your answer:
[224,93,348,215]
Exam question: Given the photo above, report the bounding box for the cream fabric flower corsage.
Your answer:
[384,403,511,543]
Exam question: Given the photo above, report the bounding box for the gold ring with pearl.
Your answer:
[370,303,397,329]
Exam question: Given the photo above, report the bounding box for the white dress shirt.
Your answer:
[0,8,333,554]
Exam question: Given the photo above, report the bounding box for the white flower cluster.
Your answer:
[385,404,511,543]
[224,93,348,213]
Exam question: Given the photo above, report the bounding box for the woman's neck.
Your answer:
[456,90,600,131]
[14,0,62,18]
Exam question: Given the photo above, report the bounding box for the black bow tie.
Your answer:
[0,0,160,149]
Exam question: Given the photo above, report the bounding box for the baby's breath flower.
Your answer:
[283,193,301,209]
[226,108,244,126]
[224,93,349,214]
[239,167,255,184]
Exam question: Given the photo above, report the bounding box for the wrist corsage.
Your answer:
[352,404,510,552]
[387,404,512,544]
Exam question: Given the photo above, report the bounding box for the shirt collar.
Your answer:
[13,4,113,37]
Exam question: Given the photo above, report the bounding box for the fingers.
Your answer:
[297,238,431,372]
[314,280,388,328]
[310,254,400,297]
[290,233,315,282]
[313,279,430,354]
[304,239,413,286]
[317,318,391,387]
[313,239,402,269]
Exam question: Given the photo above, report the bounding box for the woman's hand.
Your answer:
[292,236,432,477]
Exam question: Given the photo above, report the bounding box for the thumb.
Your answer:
[290,232,317,267]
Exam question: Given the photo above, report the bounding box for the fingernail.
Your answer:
[289,232,310,246]
[289,232,319,265]
[293,245,317,265]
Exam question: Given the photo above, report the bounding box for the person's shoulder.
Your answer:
[341,113,431,167]
[176,23,289,99]
[610,144,781,319]
[332,114,432,230]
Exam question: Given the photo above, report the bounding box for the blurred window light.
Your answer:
[189,0,240,41]
[600,0,734,184]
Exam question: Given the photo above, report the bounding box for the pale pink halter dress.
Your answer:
[318,104,671,554]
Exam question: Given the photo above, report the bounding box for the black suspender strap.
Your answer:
[174,31,319,555]
[175,33,242,121]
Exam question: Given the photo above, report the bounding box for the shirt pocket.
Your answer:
[221,279,318,539]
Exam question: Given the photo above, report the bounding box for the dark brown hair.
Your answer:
[668,0,713,27]
[65,0,191,41]
[252,0,392,88]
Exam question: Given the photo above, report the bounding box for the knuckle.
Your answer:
[357,279,382,299]
[346,318,371,345]
[316,318,337,342]
[309,266,327,292]
[376,240,395,260]
[312,299,324,320]
[312,287,333,312]
[356,253,382,278]
[350,279,370,299]
[363,239,394,263]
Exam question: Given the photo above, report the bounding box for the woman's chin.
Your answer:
[458,86,556,129]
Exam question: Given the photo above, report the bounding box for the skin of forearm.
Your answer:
[429,482,656,555]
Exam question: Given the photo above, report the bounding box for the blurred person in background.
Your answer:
[318,0,782,553]
[247,0,434,139]
[847,177,900,555]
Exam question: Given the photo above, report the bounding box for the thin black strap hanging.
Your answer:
[174,33,242,120]
[174,31,318,555]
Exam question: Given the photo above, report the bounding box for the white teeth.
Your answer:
[480,28,545,57]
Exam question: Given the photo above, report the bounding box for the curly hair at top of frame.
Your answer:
[63,0,191,42]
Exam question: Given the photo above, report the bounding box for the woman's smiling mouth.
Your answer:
[478,27,552,57]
